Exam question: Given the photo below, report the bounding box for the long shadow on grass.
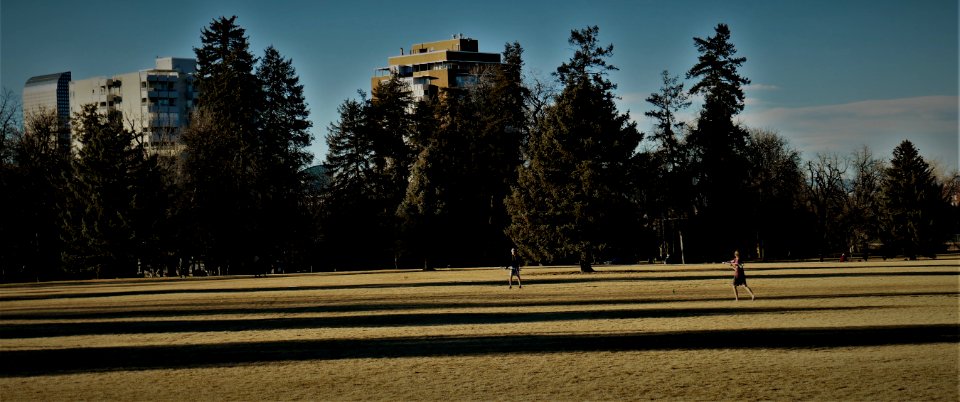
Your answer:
[3,291,957,321]
[1,271,956,302]
[1,324,955,377]
[0,306,898,339]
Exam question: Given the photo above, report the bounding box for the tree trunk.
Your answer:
[579,260,594,273]
[579,248,594,273]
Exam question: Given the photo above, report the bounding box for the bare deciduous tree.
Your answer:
[847,146,885,260]
[806,153,849,261]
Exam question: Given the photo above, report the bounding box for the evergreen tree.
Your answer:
[62,106,165,278]
[127,140,173,275]
[398,42,529,269]
[183,15,263,274]
[325,96,371,201]
[322,76,414,269]
[507,26,641,272]
[1,109,71,281]
[321,96,376,269]
[398,91,479,269]
[881,140,947,259]
[645,70,690,165]
[472,42,529,265]
[256,45,314,272]
[644,70,693,263]
[684,23,752,259]
[368,75,416,203]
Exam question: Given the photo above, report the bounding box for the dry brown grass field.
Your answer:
[1,259,958,401]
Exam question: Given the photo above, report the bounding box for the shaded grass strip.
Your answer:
[1,324,956,377]
[0,306,894,338]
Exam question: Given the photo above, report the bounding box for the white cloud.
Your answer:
[617,91,646,104]
[741,96,959,169]
[744,83,781,91]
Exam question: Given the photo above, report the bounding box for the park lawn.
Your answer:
[1,259,957,400]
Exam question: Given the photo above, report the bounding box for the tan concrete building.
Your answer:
[69,57,196,154]
[372,35,501,100]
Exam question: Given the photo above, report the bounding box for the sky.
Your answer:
[2,0,957,171]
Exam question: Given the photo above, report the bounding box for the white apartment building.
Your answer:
[69,57,197,154]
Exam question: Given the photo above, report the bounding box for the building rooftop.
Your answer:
[25,72,70,86]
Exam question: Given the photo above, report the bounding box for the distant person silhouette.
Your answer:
[727,250,754,301]
[508,248,522,289]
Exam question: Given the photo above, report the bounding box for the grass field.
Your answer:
[1,259,958,401]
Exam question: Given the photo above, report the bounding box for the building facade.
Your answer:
[69,57,197,154]
[372,35,501,100]
[22,71,72,149]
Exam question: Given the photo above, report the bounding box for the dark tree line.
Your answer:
[1,21,956,281]
[321,23,957,271]
[1,16,315,280]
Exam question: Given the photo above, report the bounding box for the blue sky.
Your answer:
[2,0,957,171]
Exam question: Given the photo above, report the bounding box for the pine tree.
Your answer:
[507,26,641,272]
[321,96,376,269]
[62,106,164,278]
[183,16,263,274]
[2,108,71,281]
[684,23,752,259]
[645,70,693,263]
[368,75,415,203]
[881,140,947,259]
[256,45,314,272]
[471,42,529,265]
[325,96,371,200]
[398,42,530,269]
[646,70,690,164]
[322,76,414,269]
[398,92,477,269]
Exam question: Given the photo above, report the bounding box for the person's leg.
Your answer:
[732,284,739,301]
[508,272,513,288]
[517,273,522,288]
[744,285,755,300]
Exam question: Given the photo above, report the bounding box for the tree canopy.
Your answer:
[2,21,956,282]
[507,26,642,272]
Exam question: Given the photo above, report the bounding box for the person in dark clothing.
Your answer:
[727,250,755,301]
[508,248,522,289]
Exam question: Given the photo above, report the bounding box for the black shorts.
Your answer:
[733,275,747,286]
